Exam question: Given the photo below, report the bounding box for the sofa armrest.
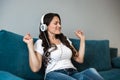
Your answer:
[112,57,120,68]
[110,48,118,59]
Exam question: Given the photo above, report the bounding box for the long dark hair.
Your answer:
[39,13,77,67]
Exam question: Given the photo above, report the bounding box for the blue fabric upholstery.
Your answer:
[99,69,120,80]
[0,71,24,80]
[0,30,44,80]
[0,30,120,80]
[70,39,112,71]
[112,57,120,68]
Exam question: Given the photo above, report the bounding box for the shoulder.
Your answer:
[34,39,44,55]
[34,39,42,44]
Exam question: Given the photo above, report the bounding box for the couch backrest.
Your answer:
[70,38,112,71]
[0,30,44,80]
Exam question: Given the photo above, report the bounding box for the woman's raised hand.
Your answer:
[23,33,33,45]
[75,30,85,40]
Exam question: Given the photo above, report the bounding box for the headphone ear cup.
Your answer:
[40,24,47,31]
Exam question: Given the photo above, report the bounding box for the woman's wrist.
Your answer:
[80,38,85,42]
[27,42,34,49]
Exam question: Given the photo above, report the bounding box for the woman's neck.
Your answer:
[48,31,56,40]
[48,32,61,45]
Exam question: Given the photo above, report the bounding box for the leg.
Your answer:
[72,68,104,80]
[45,71,76,80]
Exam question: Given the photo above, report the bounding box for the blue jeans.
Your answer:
[45,68,104,80]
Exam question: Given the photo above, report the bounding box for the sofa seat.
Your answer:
[0,71,24,80]
[99,69,120,80]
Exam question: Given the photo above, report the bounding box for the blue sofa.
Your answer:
[0,29,120,80]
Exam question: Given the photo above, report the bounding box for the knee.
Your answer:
[88,68,98,73]
[89,68,97,71]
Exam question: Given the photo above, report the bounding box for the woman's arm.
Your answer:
[73,30,85,63]
[23,34,42,72]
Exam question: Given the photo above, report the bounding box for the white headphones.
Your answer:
[40,14,47,31]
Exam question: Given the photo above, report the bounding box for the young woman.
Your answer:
[23,13,104,80]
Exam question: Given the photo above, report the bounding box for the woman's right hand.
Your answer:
[23,33,33,45]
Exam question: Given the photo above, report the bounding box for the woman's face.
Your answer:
[47,16,61,35]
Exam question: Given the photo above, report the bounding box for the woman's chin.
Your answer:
[55,32,61,35]
[57,32,61,34]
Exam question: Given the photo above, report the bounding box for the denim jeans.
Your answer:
[45,68,104,80]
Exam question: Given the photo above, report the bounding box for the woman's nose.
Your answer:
[58,23,61,28]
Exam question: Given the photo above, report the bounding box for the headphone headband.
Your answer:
[40,14,47,32]
[40,14,45,24]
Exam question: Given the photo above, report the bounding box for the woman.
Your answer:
[23,13,104,80]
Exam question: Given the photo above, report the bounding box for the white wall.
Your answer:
[0,0,120,55]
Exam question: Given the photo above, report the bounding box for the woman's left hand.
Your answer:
[75,30,85,40]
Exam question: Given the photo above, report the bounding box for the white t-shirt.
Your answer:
[34,38,76,74]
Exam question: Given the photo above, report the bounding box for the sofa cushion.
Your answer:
[112,57,120,68]
[0,30,44,80]
[0,71,23,80]
[70,38,112,71]
[99,69,120,80]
